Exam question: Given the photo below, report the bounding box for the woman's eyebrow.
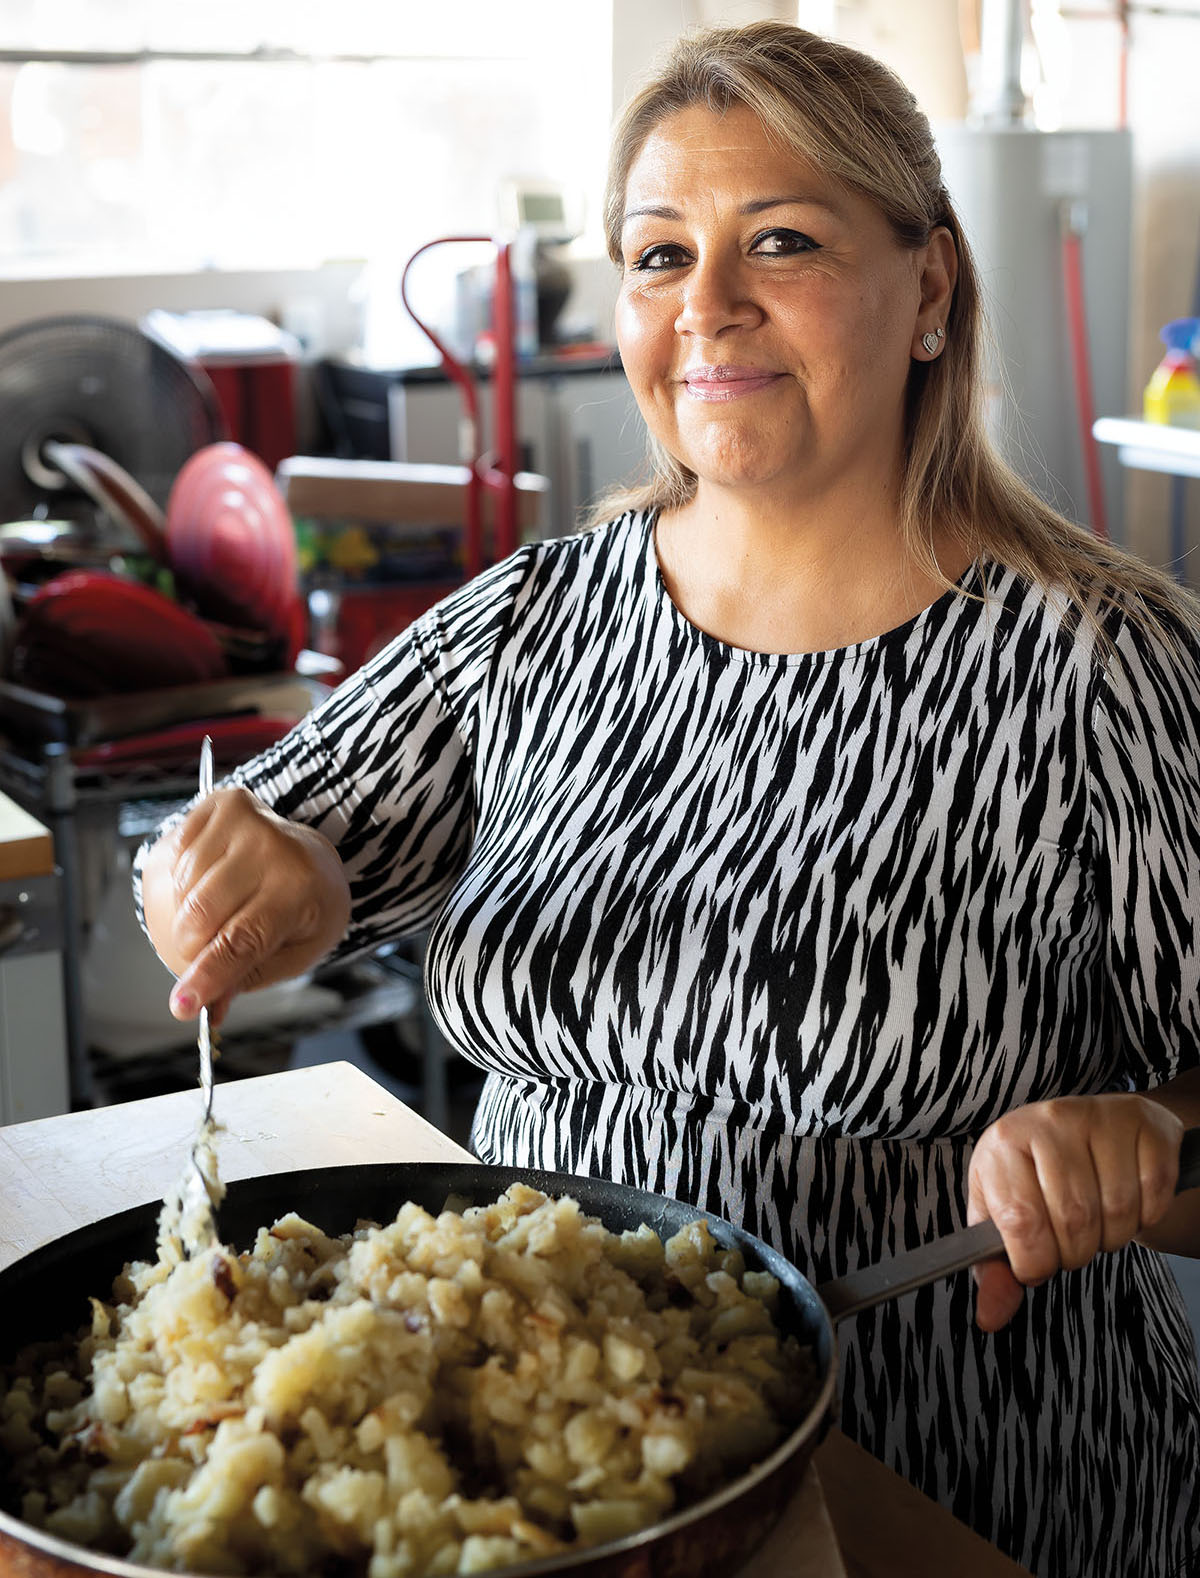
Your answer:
[622,193,843,226]
[622,203,682,224]
[740,193,844,217]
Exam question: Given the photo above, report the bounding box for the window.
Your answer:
[0,1,613,278]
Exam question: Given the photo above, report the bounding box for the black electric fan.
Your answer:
[0,314,225,534]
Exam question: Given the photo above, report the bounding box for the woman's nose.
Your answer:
[673,256,762,338]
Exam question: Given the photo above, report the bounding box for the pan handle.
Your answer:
[818,1125,1200,1326]
[818,1219,1006,1325]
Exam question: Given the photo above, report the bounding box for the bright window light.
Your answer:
[0,1,613,279]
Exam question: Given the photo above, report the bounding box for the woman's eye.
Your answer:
[751,229,818,256]
[629,243,690,273]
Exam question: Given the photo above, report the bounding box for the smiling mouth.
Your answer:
[681,367,784,401]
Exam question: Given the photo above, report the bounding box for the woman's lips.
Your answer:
[681,366,784,401]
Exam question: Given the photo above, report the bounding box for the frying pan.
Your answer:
[2,1144,1198,1578]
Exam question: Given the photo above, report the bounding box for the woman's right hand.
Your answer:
[139,786,352,1024]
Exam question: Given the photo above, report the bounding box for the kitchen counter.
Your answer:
[0,789,66,1124]
[0,1063,1029,1576]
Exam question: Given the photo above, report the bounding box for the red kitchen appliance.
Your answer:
[142,310,300,475]
[201,359,296,475]
[399,237,521,579]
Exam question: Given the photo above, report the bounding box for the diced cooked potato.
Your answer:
[1,1185,815,1578]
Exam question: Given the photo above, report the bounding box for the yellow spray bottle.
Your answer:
[1143,317,1200,428]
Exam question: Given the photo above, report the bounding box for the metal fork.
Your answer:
[197,734,214,1123]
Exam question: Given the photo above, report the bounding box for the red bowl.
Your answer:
[166,442,300,645]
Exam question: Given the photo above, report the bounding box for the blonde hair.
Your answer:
[593,20,1196,640]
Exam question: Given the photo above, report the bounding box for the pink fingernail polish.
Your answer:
[172,988,196,1016]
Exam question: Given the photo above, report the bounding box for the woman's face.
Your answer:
[615,102,950,509]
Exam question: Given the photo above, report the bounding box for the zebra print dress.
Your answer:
[214,509,1200,1577]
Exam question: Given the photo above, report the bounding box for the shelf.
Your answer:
[1092,417,1200,479]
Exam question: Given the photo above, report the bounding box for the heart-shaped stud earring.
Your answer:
[922,328,945,355]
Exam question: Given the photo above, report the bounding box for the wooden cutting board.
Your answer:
[0,792,54,882]
[0,1062,467,1266]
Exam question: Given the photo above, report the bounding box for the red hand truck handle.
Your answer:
[400,237,521,578]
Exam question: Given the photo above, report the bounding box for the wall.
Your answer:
[830,0,968,120]
[610,0,798,115]
[1122,10,1200,574]
[827,0,1200,578]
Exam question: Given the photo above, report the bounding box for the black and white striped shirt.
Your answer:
[215,509,1200,1577]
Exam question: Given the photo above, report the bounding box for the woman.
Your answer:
[140,23,1200,1577]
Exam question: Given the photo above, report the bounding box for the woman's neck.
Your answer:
[654,481,971,656]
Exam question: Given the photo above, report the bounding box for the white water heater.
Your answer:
[935,125,1133,539]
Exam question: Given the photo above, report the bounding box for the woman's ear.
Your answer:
[911,226,958,360]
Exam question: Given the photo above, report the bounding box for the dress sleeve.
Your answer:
[133,549,533,961]
[1087,608,1200,1088]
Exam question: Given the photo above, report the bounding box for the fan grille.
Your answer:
[0,315,226,524]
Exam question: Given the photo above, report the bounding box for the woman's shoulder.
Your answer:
[511,507,654,585]
[386,509,652,683]
[977,554,1200,678]
[410,509,644,623]
[451,507,650,602]
[995,559,1200,749]
[1092,588,1200,732]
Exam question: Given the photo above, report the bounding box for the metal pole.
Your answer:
[975,0,1028,123]
[491,241,520,561]
[43,744,93,1107]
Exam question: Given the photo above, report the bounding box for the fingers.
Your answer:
[157,790,273,1006]
[170,844,264,967]
[149,787,351,1018]
[967,1096,1184,1331]
[1029,1123,1104,1272]
[1135,1119,1182,1232]
[969,1136,1069,1286]
[167,871,327,1016]
[1090,1121,1146,1252]
[168,902,277,1018]
[972,1262,1026,1333]
[169,888,330,1016]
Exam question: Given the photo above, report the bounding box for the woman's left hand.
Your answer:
[966,1094,1184,1331]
